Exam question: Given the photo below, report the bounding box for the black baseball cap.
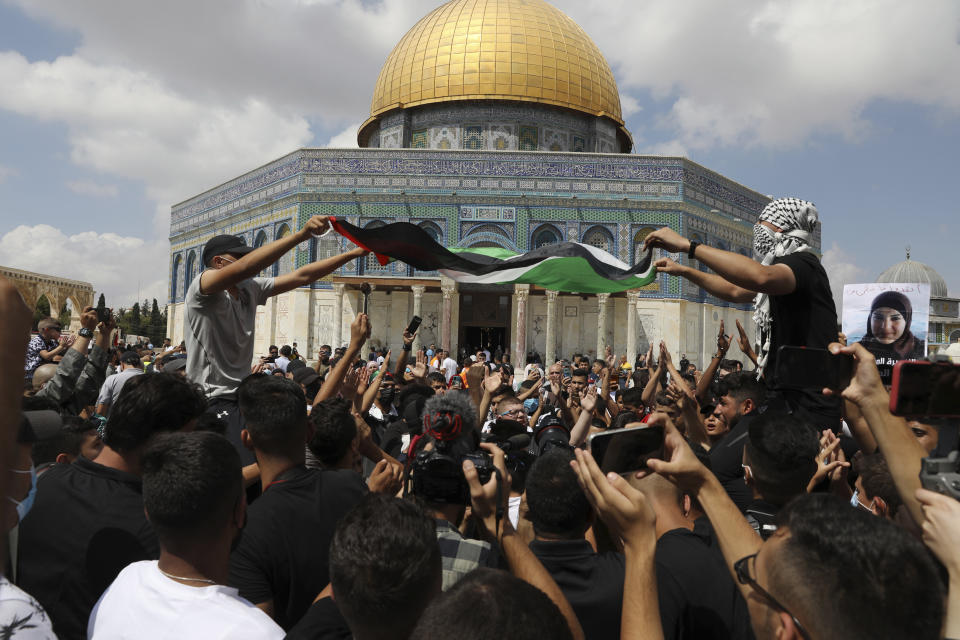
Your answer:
[292,367,320,386]
[202,234,255,267]
[18,411,63,443]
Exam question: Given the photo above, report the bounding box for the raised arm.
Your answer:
[464,444,585,640]
[646,415,762,596]
[201,216,338,295]
[654,258,756,303]
[572,448,662,640]
[313,313,369,408]
[697,322,730,401]
[828,342,928,525]
[272,246,367,296]
[733,319,759,370]
[645,228,795,297]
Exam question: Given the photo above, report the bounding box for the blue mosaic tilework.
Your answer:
[573,136,585,152]
[519,126,538,151]
[463,125,482,150]
[411,130,428,148]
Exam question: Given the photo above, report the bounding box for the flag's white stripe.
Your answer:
[439,256,563,283]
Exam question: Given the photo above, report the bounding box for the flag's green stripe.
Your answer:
[449,247,519,259]
[447,251,655,293]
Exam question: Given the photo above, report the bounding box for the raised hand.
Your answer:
[410,350,428,379]
[644,413,711,491]
[642,227,690,254]
[824,342,886,406]
[463,443,511,537]
[483,370,503,394]
[340,366,361,402]
[605,346,616,370]
[654,257,685,275]
[571,448,656,548]
[806,430,850,492]
[367,459,403,495]
[350,313,369,346]
[79,306,98,331]
[300,215,331,238]
[579,386,598,413]
[717,320,730,354]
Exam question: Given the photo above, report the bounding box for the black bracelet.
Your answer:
[402,343,412,352]
[688,241,701,259]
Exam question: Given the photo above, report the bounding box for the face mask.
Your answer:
[523,398,539,414]
[850,489,873,512]
[753,223,777,257]
[379,388,396,404]
[8,464,37,523]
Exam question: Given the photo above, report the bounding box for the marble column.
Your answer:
[441,282,457,352]
[596,292,610,358]
[626,290,640,363]
[545,290,559,364]
[332,283,346,348]
[513,284,529,363]
[411,285,425,351]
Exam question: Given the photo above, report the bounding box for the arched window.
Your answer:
[582,226,613,253]
[532,224,562,249]
[252,230,270,278]
[185,251,198,292]
[171,254,182,302]
[273,224,293,277]
[632,227,656,264]
[362,221,388,273]
[949,329,960,344]
[419,221,443,244]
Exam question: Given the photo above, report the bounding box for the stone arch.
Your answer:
[185,251,198,292]
[419,220,444,244]
[531,223,562,249]
[171,254,182,302]
[273,223,294,277]
[950,329,960,344]
[632,226,657,263]
[582,225,614,253]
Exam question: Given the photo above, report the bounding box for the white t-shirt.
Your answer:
[274,356,290,372]
[441,357,458,383]
[0,576,55,639]
[88,561,284,640]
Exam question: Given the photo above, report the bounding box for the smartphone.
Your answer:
[890,361,960,418]
[406,315,422,335]
[773,346,853,392]
[587,425,665,475]
[97,307,111,324]
[562,365,571,379]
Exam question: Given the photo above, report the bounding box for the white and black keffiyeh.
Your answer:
[752,198,819,377]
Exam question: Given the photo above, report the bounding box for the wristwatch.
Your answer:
[78,327,94,338]
[402,343,413,352]
[688,241,701,259]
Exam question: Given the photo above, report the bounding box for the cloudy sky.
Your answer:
[1,0,958,311]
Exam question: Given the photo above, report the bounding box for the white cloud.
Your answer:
[821,242,868,315]
[66,179,118,198]
[0,164,19,183]
[0,52,314,231]
[325,122,362,148]
[559,0,960,151]
[0,224,168,306]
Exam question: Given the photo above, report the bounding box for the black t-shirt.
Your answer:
[766,252,841,427]
[529,539,625,640]
[707,414,755,513]
[17,457,159,640]
[285,597,352,640]
[655,527,753,640]
[228,466,366,631]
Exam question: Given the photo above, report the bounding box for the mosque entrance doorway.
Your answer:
[457,290,510,361]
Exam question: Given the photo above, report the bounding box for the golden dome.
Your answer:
[359,0,626,144]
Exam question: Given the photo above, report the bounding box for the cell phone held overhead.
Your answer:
[890,360,960,418]
[587,425,665,475]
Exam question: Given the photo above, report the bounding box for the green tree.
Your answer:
[130,302,141,336]
[149,299,165,345]
[58,302,72,329]
[32,295,51,330]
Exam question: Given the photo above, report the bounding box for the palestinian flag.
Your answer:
[328,218,657,294]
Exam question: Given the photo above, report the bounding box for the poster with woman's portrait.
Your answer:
[842,283,930,382]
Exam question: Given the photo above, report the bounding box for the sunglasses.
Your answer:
[734,553,810,640]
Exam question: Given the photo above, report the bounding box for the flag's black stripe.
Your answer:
[331,219,654,281]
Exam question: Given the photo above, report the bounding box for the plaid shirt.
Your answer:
[24,334,57,375]
[435,519,493,591]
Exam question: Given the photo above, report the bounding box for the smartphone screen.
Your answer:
[587,425,665,475]
[773,346,853,391]
[890,361,960,418]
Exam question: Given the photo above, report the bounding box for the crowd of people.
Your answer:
[2,203,959,639]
